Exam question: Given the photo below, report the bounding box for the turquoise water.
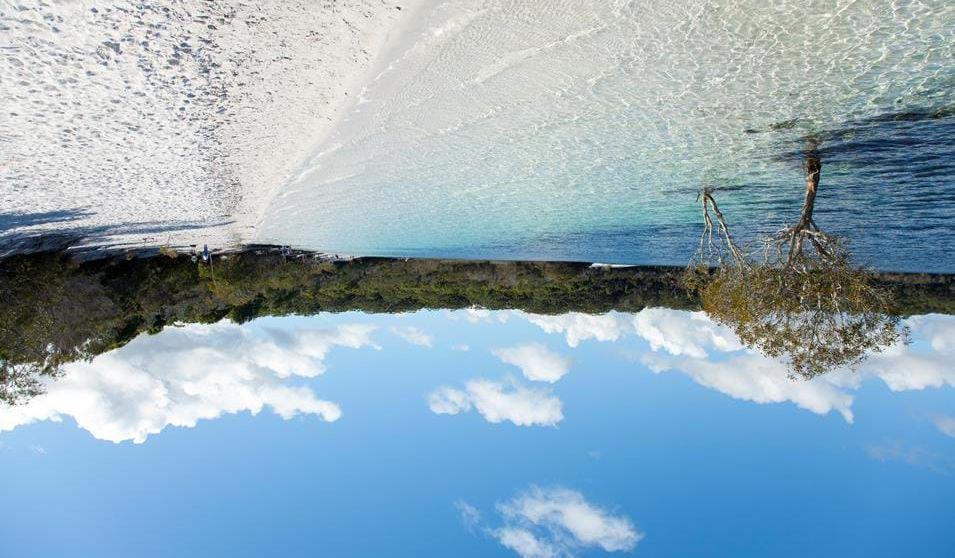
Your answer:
[258,0,955,272]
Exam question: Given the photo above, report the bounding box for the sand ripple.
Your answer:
[1,0,407,248]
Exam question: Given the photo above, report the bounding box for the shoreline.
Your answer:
[236,0,430,238]
[3,237,955,283]
[2,243,953,314]
[2,245,951,381]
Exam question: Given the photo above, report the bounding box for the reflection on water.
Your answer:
[0,320,372,442]
[462,486,643,557]
[3,1,953,554]
[3,308,952,440]
[686,153,907,379]
[2,306,954,556]
[2,248,949,405]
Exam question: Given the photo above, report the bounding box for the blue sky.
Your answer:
[1,309,954,557]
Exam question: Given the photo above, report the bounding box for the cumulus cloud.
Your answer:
[464,486,641,558]
[445,308,510,324]
[521,312,632,347]
[632,308,742,358]
[0,320,378,443]
[495,527,557,558]
[522,308,740,357]
[643,353,855,422]
[428,386,473,415]
[524,307,955,423]
[912,314,955,354]
[428,380,562,427]
[468,380,563,426]
[391,326,434,347]
[524,308,855,421]
[654,311,954,422]
[852,315,955,392]
[464,308,493,323]
[492,344,571,383]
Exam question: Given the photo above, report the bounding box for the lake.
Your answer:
[1,2,954,557]
[2,1,953,270]
[2,306,954,557]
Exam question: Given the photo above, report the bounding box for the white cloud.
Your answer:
[468,380,563,426]
[934,416,955,438]
[633,309,856,422]
[524,307,955,423]
[522,307,741,359]
[464,308,493,323]
[524,307,855,421]
[860,352,955,392]
[634,309,955,406]
[0,320,378,443]
[643,353,855,422]
[913,314,955,354]
[391,326,433,347]
[522,312,631,347]
[452,344,471,352]
[455,500,483,533]
[495,527,557,558]
[263,323,380,377]
[852,315,955,392]
[490,487,641,557]
[632,308,742,358]
[492,344,571,383]
[428,386,472,415]
[428,380,563,427]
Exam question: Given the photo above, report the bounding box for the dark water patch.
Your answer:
[774,107,955,161]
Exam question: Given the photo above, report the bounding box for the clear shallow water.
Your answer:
[259,0,955,272]
[2,309,954,556]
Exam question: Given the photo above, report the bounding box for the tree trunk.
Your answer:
[795,156,821,232]
[786,155,823,265]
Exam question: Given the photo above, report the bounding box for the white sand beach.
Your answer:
[2,0,952,267]
[0,0,417,249]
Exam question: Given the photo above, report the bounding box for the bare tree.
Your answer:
[686,153,907,379]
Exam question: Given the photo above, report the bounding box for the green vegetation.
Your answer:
[684,154,922,378]
[0,249,691,403]
[1,246,952,404]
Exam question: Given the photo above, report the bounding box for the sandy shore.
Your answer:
[0,0,417,249]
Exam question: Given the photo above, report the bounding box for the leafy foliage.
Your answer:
[0,250,691,404]
[1,240,947,403]
[698,244,906,378]
[685,158,911,378]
